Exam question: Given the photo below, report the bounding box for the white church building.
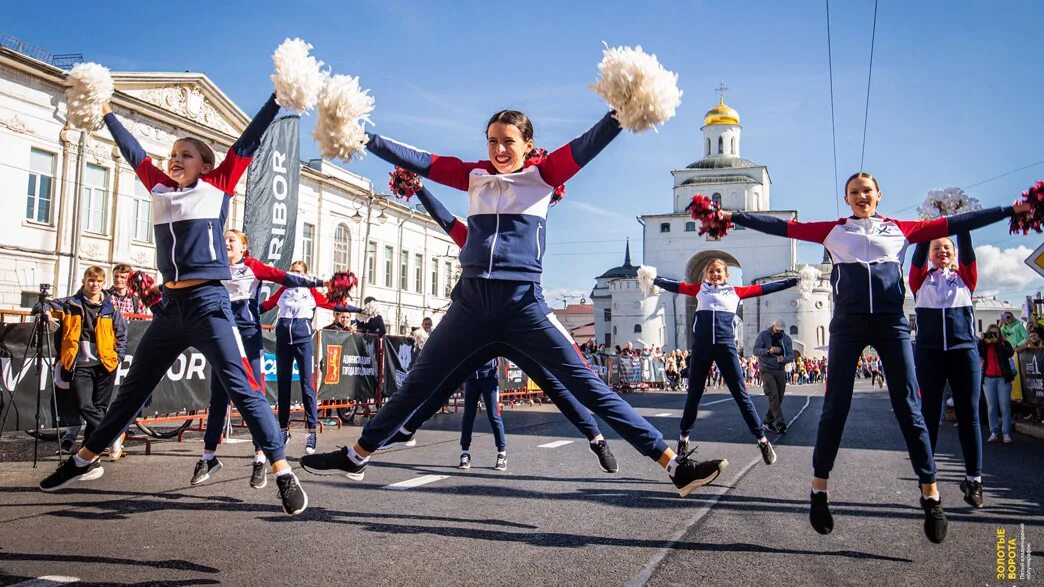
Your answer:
[592,95,834,357]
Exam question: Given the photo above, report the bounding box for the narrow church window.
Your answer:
[790,325,799,335]
[731,136,736,154]
[660,222,670,233]
[685,221,696,232]
[706,138,711,156]
[604,309,611,322]
[712,193,722,207]
[634,324,642,333]
[718,136,723,154]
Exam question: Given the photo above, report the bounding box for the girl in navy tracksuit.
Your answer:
[721,171,1032,542]
[380,185,618,474]
[302,109,728,496]
[909,232,984,508]
[40,94,309,516]
[458,358,508,471]
[652,261,796,465]
[262,263,360,456]
[191,229,325,489]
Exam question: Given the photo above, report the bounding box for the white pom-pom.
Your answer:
[589,43,682,133]
[917,187,982,220]
[65,62,113,130]
[312,74,375,162]
[412,328,429,350]
[797,265,821,300]
[271,38,328,113]
[637,265,658,296]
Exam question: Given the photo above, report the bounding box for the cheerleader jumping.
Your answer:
[648,262,797,466]
[261,263,360,455]
[720,171,1033,543]
[909,232,985,508]
[302,107,728,495]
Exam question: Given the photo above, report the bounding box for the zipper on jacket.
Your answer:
[207,221,217,261]
[536,223,542,260]
[169,222,179,282]
[488,186,503,276]
[941,307,948,351]
[866,264,873,313]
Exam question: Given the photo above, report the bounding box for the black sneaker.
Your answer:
[677,438,689,457]
[275,471,308,516]
[777,423,788,434]
[810,491,833,535]
[300,447,366,480]
[39,457,104,492]
[381,429,417,449]
[458,453,471,470]
[305,432,317,455]
[758,440,777,465]
[959,479,984,508]
[494,453,507,471]
[920,496,948,543]
[670,454,728,497]
[250,461,268,489]
[190,458,222,485]
[763,422,780,434]
[589,440,619,473]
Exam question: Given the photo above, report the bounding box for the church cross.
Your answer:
[717,81,728,102]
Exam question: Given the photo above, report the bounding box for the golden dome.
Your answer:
[703,98,740,126]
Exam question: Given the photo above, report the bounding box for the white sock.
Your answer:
[275,468,293,478]
[968,475,981,483]
[497,451,506,457]
[923,490,940,501]
[679,435,689,443]
[201,452,215,461]
[666,455,679,476]
[347,446,369,465]
[254,454,266,465]
[72,454,94,468]
[811,488,828,496]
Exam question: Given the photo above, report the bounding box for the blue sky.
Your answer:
[8,0,1043,304]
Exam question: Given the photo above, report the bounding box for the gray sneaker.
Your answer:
[190,458,222,485]
[250,461,268,489]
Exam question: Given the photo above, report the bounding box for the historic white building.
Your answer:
[0,42,459,332]
[593,95,834,356]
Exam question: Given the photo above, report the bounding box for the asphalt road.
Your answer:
[0,380,1040,586]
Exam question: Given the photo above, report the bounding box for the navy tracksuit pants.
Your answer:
[460,377,506,452]
[815,314,936,484]
[359,278,668,458]
[204,326,264,452]
[85,283,285,463]
[680,343,764,440]
[276,333,318,430]
[401,342,603,442]
[916,347,982,478]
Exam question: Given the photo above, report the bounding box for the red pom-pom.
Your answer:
[327,271,358,304]
[129,271,162,308]
[1009,180,1044,235]
[526,147,567,204]
[389,167,422,201]
[685,194,733,239]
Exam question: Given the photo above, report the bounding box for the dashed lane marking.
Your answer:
[537,440,574,448]
[383,474,450,490]
[9,577,80,586]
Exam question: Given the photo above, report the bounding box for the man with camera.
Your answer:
[753,319,795,433]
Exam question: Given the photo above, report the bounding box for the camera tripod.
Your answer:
[0,283,65,468]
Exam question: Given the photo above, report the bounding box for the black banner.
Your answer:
[1018,348,1044,406]
[243,115,301,322]
[382,335,420,401]
[498,358,528,392]
[316,330,379,402]
[0,322,383,432]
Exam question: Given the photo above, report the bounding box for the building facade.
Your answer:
[0,46,459,332]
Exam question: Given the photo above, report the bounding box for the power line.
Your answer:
[860,0,879,170]
[825,0,841,217]
[888,157,1044,216]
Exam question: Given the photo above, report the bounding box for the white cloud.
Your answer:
[973,244,1044,299]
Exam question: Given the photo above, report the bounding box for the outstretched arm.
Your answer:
[243,256,325,289]
[653,276,701,296]
[102,103,176,191]
[727,210,840,243]
[894,205,1019,244]
[734,278,798,299]
[955,232,977,292]
[260,286,286,313]
[415,186,467,247]
[366,135,491,191]
[311,289,362,313]
[205,94,282,194]
[533,111,623,188]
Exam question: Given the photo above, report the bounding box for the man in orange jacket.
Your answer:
[36,266,127,453]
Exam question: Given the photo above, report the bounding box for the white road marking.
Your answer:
[9,577,80,587]
[703,398,731,406]
[537,440,574,448]
[652,412,673,417]
[383,475,449,490]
